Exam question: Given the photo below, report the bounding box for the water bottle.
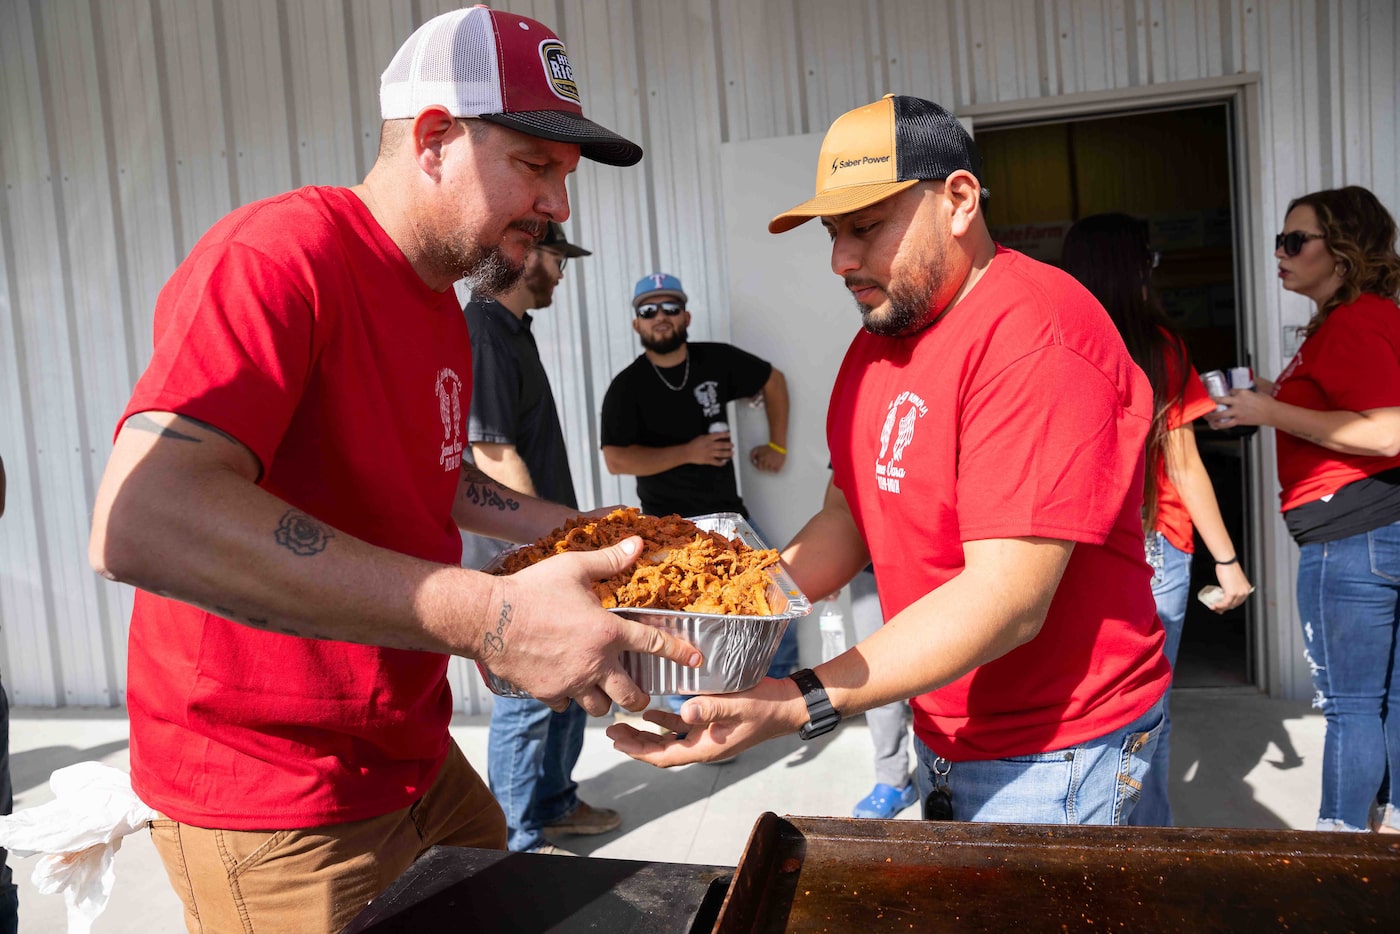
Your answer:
[818,597,848,663]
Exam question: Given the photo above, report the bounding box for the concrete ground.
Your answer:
[7,688,1324,933]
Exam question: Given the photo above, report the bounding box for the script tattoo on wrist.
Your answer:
[275,509,334,556]
[482,599,512,658]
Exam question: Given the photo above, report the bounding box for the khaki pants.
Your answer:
[150,742,506,934]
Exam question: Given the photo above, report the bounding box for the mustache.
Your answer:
[512,219,549,241]
[844,277,880,291]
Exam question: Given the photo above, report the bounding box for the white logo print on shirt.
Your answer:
[436,367,464,471]
[694,380,722,418]
[875,390,928,494]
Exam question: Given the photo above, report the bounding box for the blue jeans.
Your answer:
[486,696,586,852]
[913,698,1164,824]
[1297,522,1400,832]
[0,676,15,934]
[1129,532,1191,826]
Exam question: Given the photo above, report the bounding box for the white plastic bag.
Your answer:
[0,761,159,934]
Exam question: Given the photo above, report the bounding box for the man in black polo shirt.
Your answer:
[458,223,621,855]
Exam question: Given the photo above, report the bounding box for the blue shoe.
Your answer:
[852,782,918,819]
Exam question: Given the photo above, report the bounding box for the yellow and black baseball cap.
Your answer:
[769,94,982,234]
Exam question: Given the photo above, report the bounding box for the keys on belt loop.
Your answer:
[923,756,954,821]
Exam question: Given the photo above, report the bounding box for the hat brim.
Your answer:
[482,112,643,167]
[632,289,687,308]
[539,240,591,258]
[768,179,920,234]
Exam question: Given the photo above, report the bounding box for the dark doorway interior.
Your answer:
[976,104,1254,688]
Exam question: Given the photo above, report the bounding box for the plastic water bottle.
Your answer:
[818,597,847,663]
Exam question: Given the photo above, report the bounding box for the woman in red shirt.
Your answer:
[1211,186,1400,833]
[1063,214,1252,826]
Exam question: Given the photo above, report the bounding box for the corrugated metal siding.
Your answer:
[2,0,1397,708]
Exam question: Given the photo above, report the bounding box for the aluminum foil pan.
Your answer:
[476,512,811,699]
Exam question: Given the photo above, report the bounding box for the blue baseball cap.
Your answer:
[632,272,688,307]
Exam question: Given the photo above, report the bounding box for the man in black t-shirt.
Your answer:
[458,223,622,855]
[601,272,798,679]
[600,273,791,517]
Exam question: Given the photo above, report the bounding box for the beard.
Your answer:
[423,219,546,295]
[522,257,557,309]
[641,324,688,355]
[850,221,947,338]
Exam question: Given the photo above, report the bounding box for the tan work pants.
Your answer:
[149,742,505,933]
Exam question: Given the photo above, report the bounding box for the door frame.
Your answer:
[961,74,1290,696]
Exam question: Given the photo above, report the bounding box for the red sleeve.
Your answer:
[123,242,315,473]
[1171,366,1216,428]
[957,345,1147,544]
[1312,310,1400,412]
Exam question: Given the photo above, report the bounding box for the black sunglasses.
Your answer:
[1275,230,1326,257]
[636,301,686,319]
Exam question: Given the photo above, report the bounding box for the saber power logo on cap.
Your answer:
[831,154,892,175]
[539,40,580,103]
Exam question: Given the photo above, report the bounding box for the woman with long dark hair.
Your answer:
[1062,213,1252,826]
[1210,186,1400,833]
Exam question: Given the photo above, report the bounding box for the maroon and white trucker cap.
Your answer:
[379,6,642,167]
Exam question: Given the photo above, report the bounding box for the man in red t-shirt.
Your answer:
[87,9,699,932]
[610,96,1170,826]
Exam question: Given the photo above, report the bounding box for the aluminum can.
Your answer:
[1201,370,1229,411]
[1227,366,1255,390]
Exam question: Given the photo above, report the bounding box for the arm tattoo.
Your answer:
[174,414,243,446]
[126,412,244,446]
[460,464,521,512]
[126,413,201,442]
[274,509,335,556]
[481,598,513,658]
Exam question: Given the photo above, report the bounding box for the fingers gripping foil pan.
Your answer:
[476,512,812,698]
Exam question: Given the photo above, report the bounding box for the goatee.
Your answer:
[459,246,523,296]
[641,326,688,355]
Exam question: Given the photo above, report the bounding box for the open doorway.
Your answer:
[975,104,1255,689]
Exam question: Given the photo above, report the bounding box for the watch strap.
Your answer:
[790,667,840,740]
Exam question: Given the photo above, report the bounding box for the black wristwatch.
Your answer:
[790,668,841,740]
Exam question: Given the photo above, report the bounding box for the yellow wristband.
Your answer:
[767,442,787,455]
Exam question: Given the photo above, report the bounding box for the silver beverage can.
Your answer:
[1227,366,1254,390]
[1201,370,1229,411]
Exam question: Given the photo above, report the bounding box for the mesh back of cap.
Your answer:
[380,9,502,119]
[893,97,982,182]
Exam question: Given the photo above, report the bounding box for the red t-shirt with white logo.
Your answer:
[1153,339,1217,552]
[1272,293,1400,511]
[829,247,1170,761]
[120,187,471,829]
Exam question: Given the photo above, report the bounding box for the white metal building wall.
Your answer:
[1,0,1396,708]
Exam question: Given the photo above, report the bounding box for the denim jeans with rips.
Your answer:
[913,697,1165,825]
[1128,531,1192,826]
[1297,521,1400,832]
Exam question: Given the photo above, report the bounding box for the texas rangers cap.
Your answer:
[379,6,642,167]
[632,273,687,307]
[769,94,982,233]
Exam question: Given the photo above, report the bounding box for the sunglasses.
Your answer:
[1275,231,1326,257]
[636,301,686,319]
